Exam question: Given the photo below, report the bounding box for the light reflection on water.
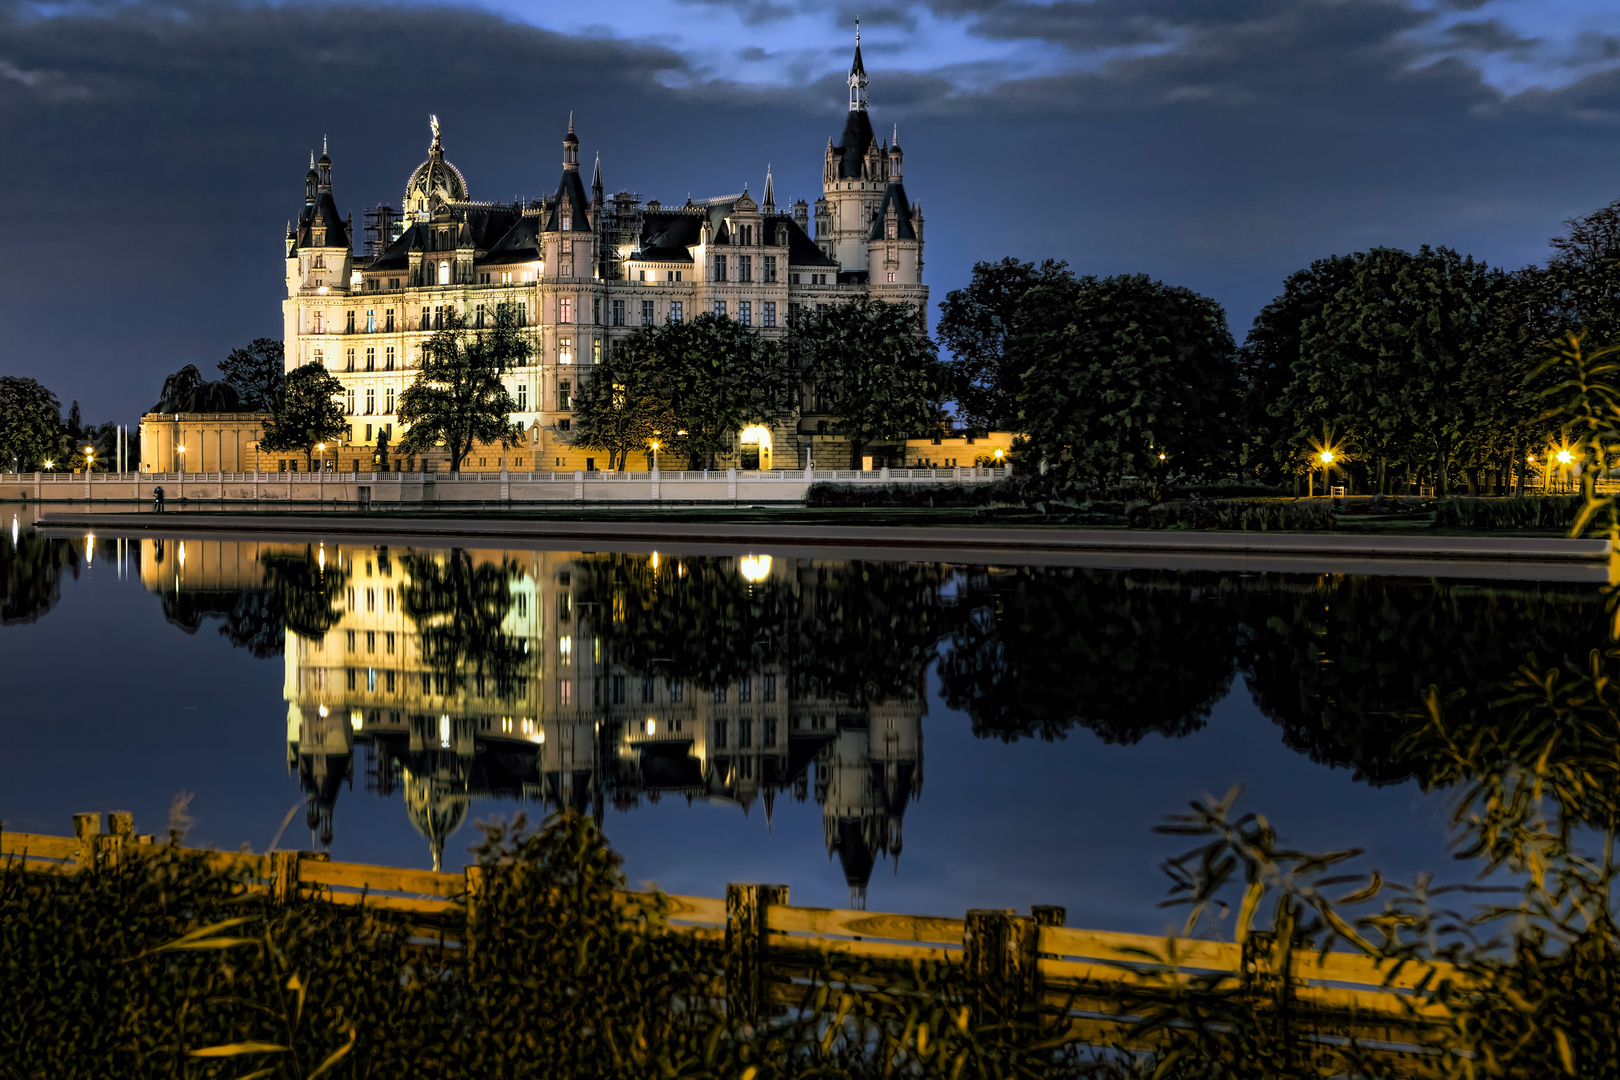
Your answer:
[1,521,1606,925]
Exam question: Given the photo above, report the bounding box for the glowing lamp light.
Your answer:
[1158,452,1167,461]
[645,718,656,735]
[84,534,94,565]
[994,448,1004,460]
[1557,450,1574,465]
[318,704,329,717]
[439,714,451,748]
[350,709,364,731]
[1319,450,1336,466]
[739,554,771,582]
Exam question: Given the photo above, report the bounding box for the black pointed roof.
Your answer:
[868,182,916,241]
[297,190,350,249]
[548,168,592,232]
[834,108,876,180]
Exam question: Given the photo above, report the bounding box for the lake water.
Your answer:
[2,511,1604,932]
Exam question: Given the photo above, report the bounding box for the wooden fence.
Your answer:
[3,813,1469,1074]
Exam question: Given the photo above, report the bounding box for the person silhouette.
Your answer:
[152,486,165,513]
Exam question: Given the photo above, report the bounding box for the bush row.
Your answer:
[1128,497,1339,531]
[1434,494,1584,530]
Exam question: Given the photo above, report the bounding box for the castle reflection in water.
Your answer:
[139,539,924,907]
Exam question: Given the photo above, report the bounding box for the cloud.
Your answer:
[1445,18,1539,55]
[0,57,91,100]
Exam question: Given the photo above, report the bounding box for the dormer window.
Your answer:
[561,237,573,255]
[314,254,326,269]
[314,228,326,246]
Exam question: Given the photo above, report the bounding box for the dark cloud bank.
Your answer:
[2,0,1619,420]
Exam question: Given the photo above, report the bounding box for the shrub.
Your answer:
[1434,494,1584,530]
[806,481,1004,508]
[1128,497,1338,531]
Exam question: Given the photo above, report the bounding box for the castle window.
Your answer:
[558,380,572,410]
[713,301,727,319]
[763,673,777,701]
[516,301,527,326]
[313,348,324,366]
[763,302,776,328]
[739,301,751,327]
[345,389,355,414]
[385,346,394,371]
[345,348,355,372]
[346,310,356,333]
[385,308,394,331]
[638,270,646,281]
[790,273,800,285]
[366,309,375,332]
[314,253,326,269]
[559,297,573,323]
[670,302,683,324]
[561,236,573,254]
[388,278,400,290]
[475,304,485,328]
[312,311,325,333]
[641,300,654,326]
[713,255,727,281]
[385,387,395,413]
[887,272,896,283]
[420,306,430,330]
[433,305,444,329]
[738,255,751,282]
[517,384,527,410]
[560,262,572,277]
[438,261,450,286]
[559,338,572,364]
[789,302,800,323]
[593,338,601,364]
[764,256,777,282]
[365,347,375,371]
[593,298,601,324]
[364,388,375,414]
[739,676,752,703]
[670,679,683,702]
[612,299,625,326]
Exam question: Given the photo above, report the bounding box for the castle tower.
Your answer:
[820,22,890,276]
[866,124,923,292]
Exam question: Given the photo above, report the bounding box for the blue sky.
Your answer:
[2,0,1620,421]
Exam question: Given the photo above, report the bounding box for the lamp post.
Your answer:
[1319,449,1335,497]
[1556,448,1574,494]
[177,444,186,501]
[649,439,660,474]
[994,447,1005,470]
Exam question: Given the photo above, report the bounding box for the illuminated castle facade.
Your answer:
[283,35,924,473]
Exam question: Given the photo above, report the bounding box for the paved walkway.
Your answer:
[34,511,1608,581]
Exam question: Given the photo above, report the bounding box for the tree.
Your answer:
[1013,274,1239,491]
[258,363,348,470]
[936,257,1073,429]
[0,376,68,472]
[655,314,792,470]
[154,364,242,413]
[218,338,286,412]
[397,306,528,472]
[400,551,528,695]
[569,332,681,471]
[1238,255,1360,482]
[796,299,947,468]
[1290,247,1500,495]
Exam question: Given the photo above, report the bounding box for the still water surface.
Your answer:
[2,513,1604,931]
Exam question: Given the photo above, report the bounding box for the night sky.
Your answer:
[3,0,1619,424]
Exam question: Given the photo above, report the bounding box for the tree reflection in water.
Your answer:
[30,532,1601,891]
[1,524,79,626]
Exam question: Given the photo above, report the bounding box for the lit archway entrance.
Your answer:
[738,425,772,471]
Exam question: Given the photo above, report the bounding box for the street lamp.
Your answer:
[994,447,1005,466]
[649,439,660,473]
[44,460,54,471]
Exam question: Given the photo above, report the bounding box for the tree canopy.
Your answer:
[397,305,528,471]
[795,299,947,468]
[258,362,348,468]
[0,376,68,471]
[936,257,1073,429]
[1013,273,1239,491]
[154,364,242,414]
[217,338,286,412]
[568,335,678,471]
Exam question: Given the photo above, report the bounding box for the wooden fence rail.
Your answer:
[3,814,1469,1070]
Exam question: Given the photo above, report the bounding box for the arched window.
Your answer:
[438,261,450,286]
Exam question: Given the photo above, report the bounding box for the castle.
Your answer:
[282,35,925,473]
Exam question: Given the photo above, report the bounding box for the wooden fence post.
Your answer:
[464,865,486,960]
[726,882,789,1027]
[1031,905,1066,928]
[73,812,101,873]
[964,909,1040,1026]
[102,811,134,869]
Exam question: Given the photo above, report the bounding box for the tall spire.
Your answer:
[848,16,868,112]
[562,113,579,169]
[762,164,775,211]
